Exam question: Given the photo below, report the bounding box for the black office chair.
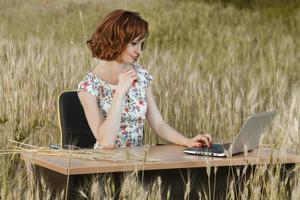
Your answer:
[58,91,96,149]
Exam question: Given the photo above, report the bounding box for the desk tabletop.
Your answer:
[21,145,300,175]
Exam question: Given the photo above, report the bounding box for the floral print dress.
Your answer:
[77,64,153,149]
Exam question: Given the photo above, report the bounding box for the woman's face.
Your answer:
[119,37,145,64]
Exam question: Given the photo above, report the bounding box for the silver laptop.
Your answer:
[183,111,277,157]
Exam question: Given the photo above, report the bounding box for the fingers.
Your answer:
[118,68,137,89]
[188,141,202,148]
[123,66,132,72]
[128,70,137,80]
[122,65,135,72]
[122,68,135,76]
[122,68,137,77]
[205,134,212,143]
[120,69,137,83]
[193,134,212,147]
[129,72,138,81]
[194,141,203,148]
[116,67,138,95]
[200,135,211,147]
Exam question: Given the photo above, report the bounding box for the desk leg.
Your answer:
[33,166,122,200]
[33,165,69,199]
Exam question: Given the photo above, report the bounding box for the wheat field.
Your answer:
[0,0,300,199]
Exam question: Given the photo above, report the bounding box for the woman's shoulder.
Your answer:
[133,63,153,87]
[77,72,102,97]
[134,63,152,76]
[79,72,103,87]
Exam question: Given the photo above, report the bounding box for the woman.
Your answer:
[78,9,212,149]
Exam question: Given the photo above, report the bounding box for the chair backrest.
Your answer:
[58,91,96,149]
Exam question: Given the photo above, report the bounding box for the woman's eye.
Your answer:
[131,42,138,45]
[141,42,145,50]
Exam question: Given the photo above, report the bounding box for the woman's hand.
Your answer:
[116,67,137,96]
[186,134,212,148]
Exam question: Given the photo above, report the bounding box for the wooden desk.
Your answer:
[22,145,300,199]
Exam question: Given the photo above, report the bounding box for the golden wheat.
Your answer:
[1,0,300,199]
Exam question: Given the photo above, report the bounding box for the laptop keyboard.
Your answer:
[188,144,227,153]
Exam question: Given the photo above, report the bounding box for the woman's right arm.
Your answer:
[78,67,137,148]
[78,91,123,148]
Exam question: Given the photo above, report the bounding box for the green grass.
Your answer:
[0,0,300,199]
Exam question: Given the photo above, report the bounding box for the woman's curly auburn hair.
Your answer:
[87,10,149,61]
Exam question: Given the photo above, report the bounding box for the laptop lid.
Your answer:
[230,111,277,155]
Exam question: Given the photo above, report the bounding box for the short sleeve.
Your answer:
[77,73,101,97]
[135,65,153,88]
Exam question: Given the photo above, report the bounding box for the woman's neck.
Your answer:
[94,60,130,84]
[100,60,125,73]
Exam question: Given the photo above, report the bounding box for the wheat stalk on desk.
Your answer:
[7,140,160,162]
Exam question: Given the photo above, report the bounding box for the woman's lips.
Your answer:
[131,55,138,60]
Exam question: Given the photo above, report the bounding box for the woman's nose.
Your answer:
[136,44,142,55]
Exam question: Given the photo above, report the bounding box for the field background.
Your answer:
[0,0,300,199]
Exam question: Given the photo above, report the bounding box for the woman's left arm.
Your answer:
[145,87,212,148]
